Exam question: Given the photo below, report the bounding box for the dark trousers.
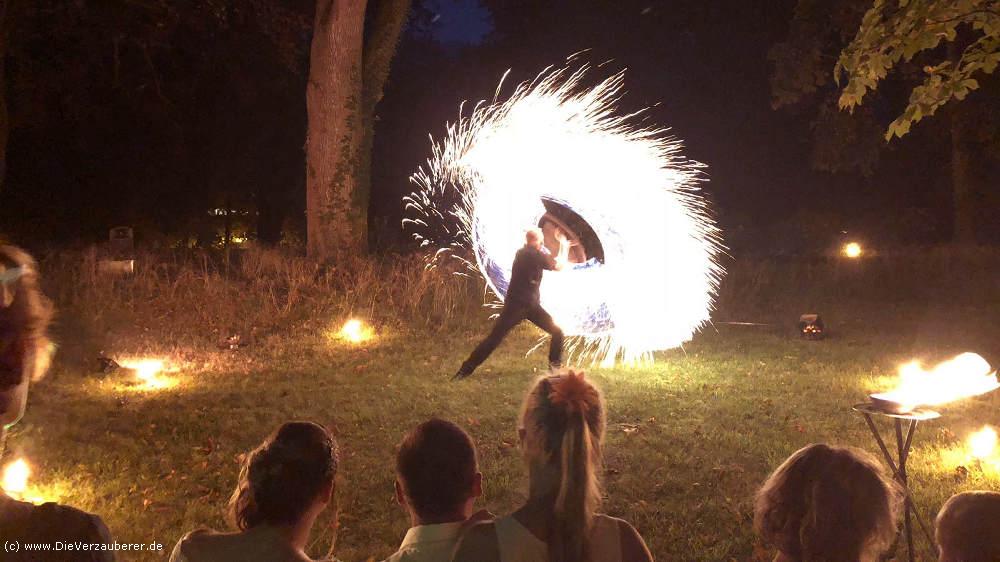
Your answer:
[461,301,564,373]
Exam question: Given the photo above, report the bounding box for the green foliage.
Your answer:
[836,0,1000,139]
[768,1,885,175]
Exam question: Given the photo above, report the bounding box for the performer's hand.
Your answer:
[554,229,568,244]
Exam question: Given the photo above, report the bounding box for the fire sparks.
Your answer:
[871,352,999,412]
[970,426,998,460]
[338,319,373,344]
[842,242,862,258]
[405,63,724,365]
[117,357,179,391]
[1,458,51,504]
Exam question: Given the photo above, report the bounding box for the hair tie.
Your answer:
[548,370,597,415]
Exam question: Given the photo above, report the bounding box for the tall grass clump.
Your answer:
[37,246,484,361]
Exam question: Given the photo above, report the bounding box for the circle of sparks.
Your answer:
[405,64,724,365]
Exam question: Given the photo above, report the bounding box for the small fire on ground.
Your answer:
[970,426,998,460]
[117,357,179,391]
[337,319,374,344]
[1,458,52,504]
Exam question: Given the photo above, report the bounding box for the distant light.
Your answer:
[970,426,998,459]
[842,242,862,258]
[339,319,373,344]
[2,459,30,496]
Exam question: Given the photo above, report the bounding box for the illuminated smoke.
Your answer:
[405,64,724,365]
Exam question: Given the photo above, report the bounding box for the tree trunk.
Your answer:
[946,39,978,246]
[950,109,977,245]
[358,0,410,249]
[305,0,368,261]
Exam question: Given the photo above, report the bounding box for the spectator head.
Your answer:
[520,371,606,562]
[229,421,338,531]
[936,491,1000,562]
[395,418,481,524]
[754,443,901,562]
[525,228,543,248]
[0,246,54,437]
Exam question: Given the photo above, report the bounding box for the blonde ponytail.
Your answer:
[522,371,605,562]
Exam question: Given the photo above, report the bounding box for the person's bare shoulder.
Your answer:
[597,515,653,562]
[168,529,217,562]
[451,521,500,562]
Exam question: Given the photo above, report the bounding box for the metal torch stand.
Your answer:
[853,404,939,562]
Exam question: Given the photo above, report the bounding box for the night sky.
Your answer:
[0,1,994,251]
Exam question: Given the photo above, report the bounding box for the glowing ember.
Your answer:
[405,63,724,365]
[871,352,999,412]
[339,319,373,344]
[117,358,178,390]
[842,242,862,258]
[970,426,998,460]
[2,458,29,496]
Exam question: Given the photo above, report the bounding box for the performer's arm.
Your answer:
[552,229,571,271]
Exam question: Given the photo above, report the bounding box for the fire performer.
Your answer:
[453,228,570,380]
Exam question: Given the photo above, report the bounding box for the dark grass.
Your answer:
[8,301,1000,561]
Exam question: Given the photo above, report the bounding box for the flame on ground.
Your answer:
[970,426,998,460]
[117,357,179,391]
[337,319,373,344]
[2,458,29,496]
[1,458,51,504]
[872,352,999,412]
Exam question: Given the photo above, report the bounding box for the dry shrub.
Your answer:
[37,246,483,358]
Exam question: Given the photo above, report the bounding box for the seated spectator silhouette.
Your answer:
[0,245,115,561]
[383,418,487,562]
[754,443,901,562]
[935,490,1000,562]
[452,371,653,562]
[169,421,339,562]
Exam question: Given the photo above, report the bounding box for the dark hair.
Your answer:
[229,421,338,530]
[754,443,901,562]
[396,418,478,519]
[936,490,1000,562]
[0,246,54,390]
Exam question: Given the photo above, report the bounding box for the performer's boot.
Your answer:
[452,363,475,381]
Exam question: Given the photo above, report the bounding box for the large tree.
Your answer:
[836,0,1000,139]
[305,0,410,261]
[834,0,1000,243]
[771,0,1000,243]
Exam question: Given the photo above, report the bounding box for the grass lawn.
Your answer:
[7,304,1000,561]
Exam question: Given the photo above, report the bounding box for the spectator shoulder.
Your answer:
[452,520,500,562]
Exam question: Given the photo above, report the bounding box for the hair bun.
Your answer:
[548,370,598,415]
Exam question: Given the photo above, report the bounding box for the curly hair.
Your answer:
[754,443,902,562]
[228,421,339,530]
[0,245,54,390]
